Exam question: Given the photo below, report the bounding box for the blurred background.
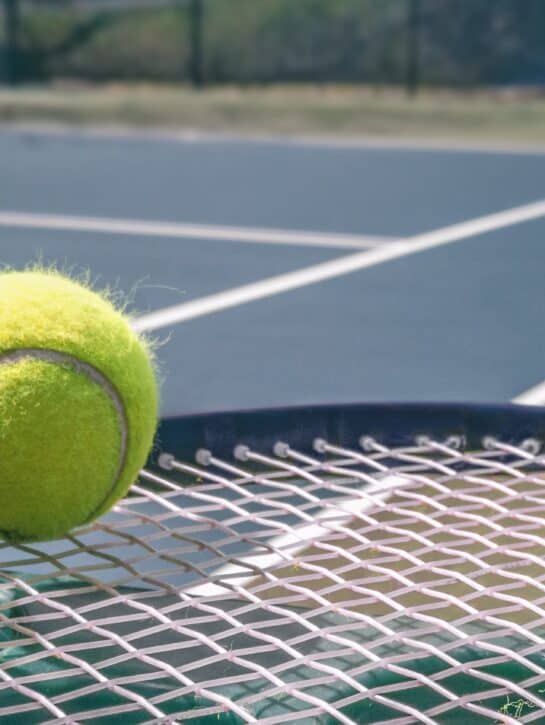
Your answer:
[2,1,545,416]
[3,0,545,88]
[2,0,545,142]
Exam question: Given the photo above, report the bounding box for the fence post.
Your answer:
[189,0,204,87]
[406,0,421,95]
[3,0,20,85]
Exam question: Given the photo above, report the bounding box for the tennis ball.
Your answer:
[0,270,158,543]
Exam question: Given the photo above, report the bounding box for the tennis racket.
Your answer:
[2,402,545,723]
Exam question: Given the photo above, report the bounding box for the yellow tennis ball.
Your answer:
[0,270,158,542]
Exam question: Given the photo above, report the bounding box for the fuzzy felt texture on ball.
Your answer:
[0,270,158,542]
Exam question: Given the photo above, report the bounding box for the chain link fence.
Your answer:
[2,0,545,90]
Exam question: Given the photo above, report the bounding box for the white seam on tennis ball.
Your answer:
[0,348,129,522]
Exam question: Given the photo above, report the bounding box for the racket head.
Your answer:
[2,402,545,724]
[157,401,545,459]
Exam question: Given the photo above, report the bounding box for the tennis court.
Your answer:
[1,127,545,411]
[3,127,545,723]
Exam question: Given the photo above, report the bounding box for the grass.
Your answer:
[2,83,545,146]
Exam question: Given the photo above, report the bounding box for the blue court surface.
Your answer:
[2,127,545,415]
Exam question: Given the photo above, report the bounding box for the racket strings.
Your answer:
[1,435,545,723]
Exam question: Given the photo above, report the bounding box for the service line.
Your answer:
[0,210,394,250]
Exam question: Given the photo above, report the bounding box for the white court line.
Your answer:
[133,198,545,333]
[512,382,545,406]
[186,475,407,598]
[0,210,394,250]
